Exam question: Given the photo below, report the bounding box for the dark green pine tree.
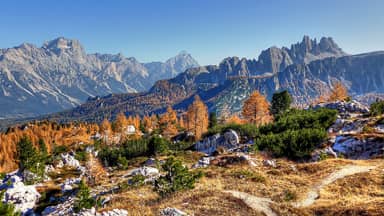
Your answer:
[270,90,292,118]
[73,180,96,213]
[154,157,202,197]
[208,112,218,129]
[17,136,39,171]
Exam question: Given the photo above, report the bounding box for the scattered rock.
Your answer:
[98,209,128,216]
[160,207,187,216]
[195,130,240,155]
[42,197,75,216]
[45,165,56,174]
[21,169,40,183]
[60,177,81,192]
[332,135,384,159]
[263,160,277,168]
[61,152,81,168]
[1,173,41,215]
[143,158,157,167]
[192,157,213,168]
[314,100,369,118]
[77,207,129,216]
[311,146,338,161]
[130,166,159,177]
[374,124,384,133]
[211,154,250,167]
[56,160,65,168]
[56,153,87,176]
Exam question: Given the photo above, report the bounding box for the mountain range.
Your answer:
[0,38,199,118]
[39,36,384,123]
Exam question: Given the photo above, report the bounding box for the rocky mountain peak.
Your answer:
[42,37,84,56]
[164,51,199,75]
[290,36,346,63]
[166,51,198,66]
[255,36,348,75]
[319,37,344,54]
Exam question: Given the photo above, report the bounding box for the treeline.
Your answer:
[97,136,192,168]
[0,121,98,172]
[99,95,209,142]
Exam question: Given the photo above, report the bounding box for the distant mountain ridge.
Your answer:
[40,36,384,123]
[0,37,199,118]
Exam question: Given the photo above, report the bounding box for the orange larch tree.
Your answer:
[225,115,245,124]
[159,106,178,138]
[328,81,349,102]
[114,112,127,133]
[241,91,272,126]
[178,115,185,130]
[99,118,112,136]
[142,115,153,133]
[186,95,209,140]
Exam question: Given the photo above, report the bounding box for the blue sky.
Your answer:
[1,0,383,65]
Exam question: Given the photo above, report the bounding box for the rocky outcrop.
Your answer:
[60,178,81,192]
[322,103,384,159]
[42,197,128,216]
[314,100,369,118]
[78,208,128,216]
[160,207,187,216]
[192,157,213,168]
[311,146,338,161]
[0,175,40,215]
[129,166,159,183]
[57,153,86,175]
[332,136,384,159]
[194,130,240,155]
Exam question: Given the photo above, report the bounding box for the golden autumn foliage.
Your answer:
[150,114,159,130]
[159,106,178,138]
[127,115,140,132]
[178,116,185,129]
[186,95,209,140]
[142,115,153,133]
[312,81,349,105]
[328,81,349,102]
[225,115,245,124]
[99,118,112,135]
[241,91,272,126]
[0,121,99,172]
[114,112,127,133]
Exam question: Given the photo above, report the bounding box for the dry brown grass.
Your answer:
[307,159,384,216]
[96,154,383,216]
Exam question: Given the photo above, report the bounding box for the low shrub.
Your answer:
[205,123,259,139]
[283,189,297,201]
[75,150,89,162]
[73,180,97,213]
[98,138,150,167]
[0,190,20,216]
[255,128,327,159]
[16,136,46,184]
[258,108,337,134]
[52,145,69,156]
[148,136,169,155]
[154,157,202,197]
[370,100,384,116]
[129,174,145,187]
